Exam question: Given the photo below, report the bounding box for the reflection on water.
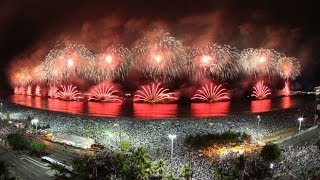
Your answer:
[88,102,122,117]
[133,103,177,119]
[251,99,271,113]
[10,95,312,119]
[47,98,84,114]
[191,102,230,117]
[281,96,292,109]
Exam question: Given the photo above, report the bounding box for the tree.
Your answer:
[72,156,94,179]
[133,147,153,179]
[49,162,69,178]
[154,159,167,177]
[136,163,150,180]
[179,164,193,180]
[120,140,132,152]
[7,133,28,150]
[233,154,246,177]
[0,160,15,180]
[165,172,178,180]
[260,143,281,163]
[28,141,46,156]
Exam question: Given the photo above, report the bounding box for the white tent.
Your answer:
[50,133,95,149]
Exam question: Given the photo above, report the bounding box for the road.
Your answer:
[0,148,52,180]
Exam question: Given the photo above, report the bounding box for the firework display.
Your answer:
[251,81,271,100]
[132,30,188,82]
[281,82,291,96]
[277,57,300,80]
[35,85,41,96]
[190,43,240,80]
[26,86,32,96]
[94,45,132,82]
[14,87,26,95]
[48,86,59,99]
[42,42,96,84]
[191,83,230,102]
[87,84,122,102]
[133,83,177,103]
[9,30,302,103]
[57,85,83,101]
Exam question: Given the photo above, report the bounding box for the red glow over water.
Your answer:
[88,102,122,117]
[191,102,230,117]
[133,103,177,118]
[251,99,271,113]
[10,95,311,118]
[47,98,84,114]
[281,96,292,109]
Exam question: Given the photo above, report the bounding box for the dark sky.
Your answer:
[1,0,320,95]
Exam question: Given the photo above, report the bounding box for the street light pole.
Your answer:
[168,134,177,163]
[298,117,303,132]
[257,115,261,129]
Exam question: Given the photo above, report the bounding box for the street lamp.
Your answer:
[298,117,303,132]
[31,118,39,133]
[168,134,177,162]
[257,115,261,129]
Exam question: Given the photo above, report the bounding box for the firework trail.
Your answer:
[191,83,230,102]
[35,85,41,96]
[26,86,32,96]
[133,30,188,82]
[87,84,122,102]
[57,85,83,101]
[14,87,26,95]
[252,81,271,99]
[48,86,59,99]
[133,83,177,103]
[281,81,291,96]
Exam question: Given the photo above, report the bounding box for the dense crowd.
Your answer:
[274,139,320,179]
[0,100,317,179]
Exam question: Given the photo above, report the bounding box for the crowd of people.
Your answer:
[0,100,318,179]
[274,139,320,179]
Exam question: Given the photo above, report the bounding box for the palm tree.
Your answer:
[134,147,151,165]
[155,159,167,176]
[179,164,193,180]
[136,163,150,180]
[133,147,153,179]
[165,172,178,180]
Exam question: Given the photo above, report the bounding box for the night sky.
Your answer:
[1,0,320,96]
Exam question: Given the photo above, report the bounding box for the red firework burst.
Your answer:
[133,83,177,103]
[191,83,230,102]
[57,85,83,101]
[88,84,122,102]
[252,81,271,100]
